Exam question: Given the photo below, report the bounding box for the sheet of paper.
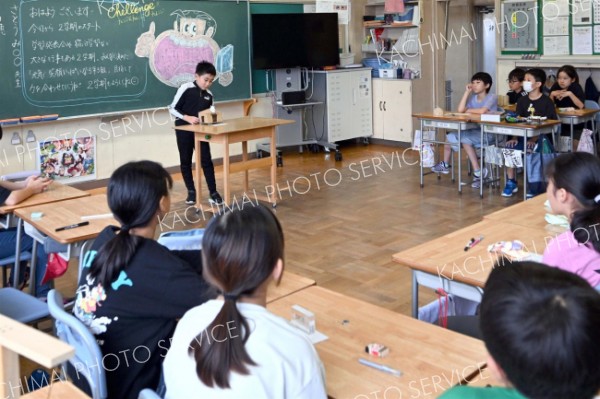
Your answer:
[572,0,593,24]
[543,35,570,55]
[594,25,600,52]
[316,0,349,24]
[594,0,600,23]
[543,16,569,35]
[542,0,570,17]
[572,25,593,54]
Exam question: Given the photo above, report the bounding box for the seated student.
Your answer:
[431,72,497,189]
[542,152,600,288]
[549,65,586,150]
[163,205,327,399]
[506,68,527,105]
[503,68,558,198]
[0,173,52,297]
[73,160,215,399]
[438,261,600,399]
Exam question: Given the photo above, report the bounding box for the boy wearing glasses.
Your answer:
[506,68,527,105]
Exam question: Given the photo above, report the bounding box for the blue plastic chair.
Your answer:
[0,287,49,323]
[0,251,32,287]
[47,289,107,399]
[584,100,600,152]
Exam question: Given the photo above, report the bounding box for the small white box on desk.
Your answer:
[480,112,504,122]
[378,69,397,79]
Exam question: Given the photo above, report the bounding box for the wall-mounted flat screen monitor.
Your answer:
[251,13,340,69]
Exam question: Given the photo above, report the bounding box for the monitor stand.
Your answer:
[275,68,302,101]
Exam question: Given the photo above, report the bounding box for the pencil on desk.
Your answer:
[81,213,113,220]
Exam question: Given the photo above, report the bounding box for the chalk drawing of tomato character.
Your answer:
[135,10,234,87]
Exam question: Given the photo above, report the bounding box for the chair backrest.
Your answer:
[157,228,204,251]
[138,388,163,399]
[584,100,600,122]
[47,289,107,399]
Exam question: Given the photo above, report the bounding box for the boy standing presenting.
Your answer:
[502,68,558,198]
[169,61,223,205]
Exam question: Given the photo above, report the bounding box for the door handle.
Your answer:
[379,101,383,111]
[383,101,386,111]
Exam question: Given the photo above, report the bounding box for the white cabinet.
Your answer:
[372,79,412,142]
[308,69,373,142]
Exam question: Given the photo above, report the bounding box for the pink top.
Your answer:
[543,230,600,288]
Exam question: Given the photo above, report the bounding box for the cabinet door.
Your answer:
[349,70,373,139]
[325,73,348,142]
[382,80,412,142]
[371,79,385,139]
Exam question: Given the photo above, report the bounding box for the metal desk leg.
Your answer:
[479,125,484,198]
[419,119,424,188]
[412,269,419,318]
[570,119,574,153]
[30,240,38,297]
[12,218,23,289]
[523,133,528,201]
[457,128,462,194]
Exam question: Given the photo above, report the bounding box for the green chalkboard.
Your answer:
[0,0,251,120]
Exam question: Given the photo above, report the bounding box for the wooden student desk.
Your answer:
[266,272,315,304]
[267,286,487,399]
[14,194,118,294]
[175,117,293,209]
[483,194,567,234]
[478,118,560,200]
[392,219,555,318]
[413,112,481,193]
[0,182,89,291]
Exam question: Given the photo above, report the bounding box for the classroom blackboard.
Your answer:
[0,0,251,120]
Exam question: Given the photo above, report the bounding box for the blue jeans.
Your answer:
[0,227,50,298]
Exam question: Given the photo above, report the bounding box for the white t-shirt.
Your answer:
[163,300,327,399]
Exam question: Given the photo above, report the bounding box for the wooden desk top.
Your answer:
[479,118,560,129]
[266,272,315,304]
[392,220,554,288]
[268,286,487,399]
[175,116,293,135]
[14,194,118,244]
[503,104,599,118]
[412,112,481,123]
[0,182,89,214]
[483,195,567,234]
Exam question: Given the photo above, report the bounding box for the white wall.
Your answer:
[0,97,276,180]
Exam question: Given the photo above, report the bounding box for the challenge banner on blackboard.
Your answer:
[0,0,251,120]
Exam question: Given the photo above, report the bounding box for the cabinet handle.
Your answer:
[383,101,386,111]
[379,101,383,111]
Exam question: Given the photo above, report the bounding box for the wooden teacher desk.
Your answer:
[413,112,481,193]
[268,286,487,399]
[392,219,553,318]
[176,117,293,208]
[14,194,118,293]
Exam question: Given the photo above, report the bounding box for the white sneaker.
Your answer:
[431,162,451,174]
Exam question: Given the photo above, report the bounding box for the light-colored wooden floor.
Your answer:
[55,141,520,315]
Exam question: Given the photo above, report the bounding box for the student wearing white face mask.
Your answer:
[502,68,558,198]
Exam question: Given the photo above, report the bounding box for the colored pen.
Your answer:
[465,235,484,251]
[358,358,402,377]
[55,221,89,232]
[464,237,475,251]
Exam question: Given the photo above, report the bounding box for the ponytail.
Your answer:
[89,229,144,288]
[571,204,600,253]
[188,296,255,388]
[546,153,600,254]
[88,161,172,289]
[189,205,284,388]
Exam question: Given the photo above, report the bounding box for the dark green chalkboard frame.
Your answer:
[0,0,251,119]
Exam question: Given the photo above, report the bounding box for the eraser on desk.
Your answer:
[366,343,389,358]
[31,212,43,220]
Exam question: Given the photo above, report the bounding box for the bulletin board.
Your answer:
[500,0,539,53]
